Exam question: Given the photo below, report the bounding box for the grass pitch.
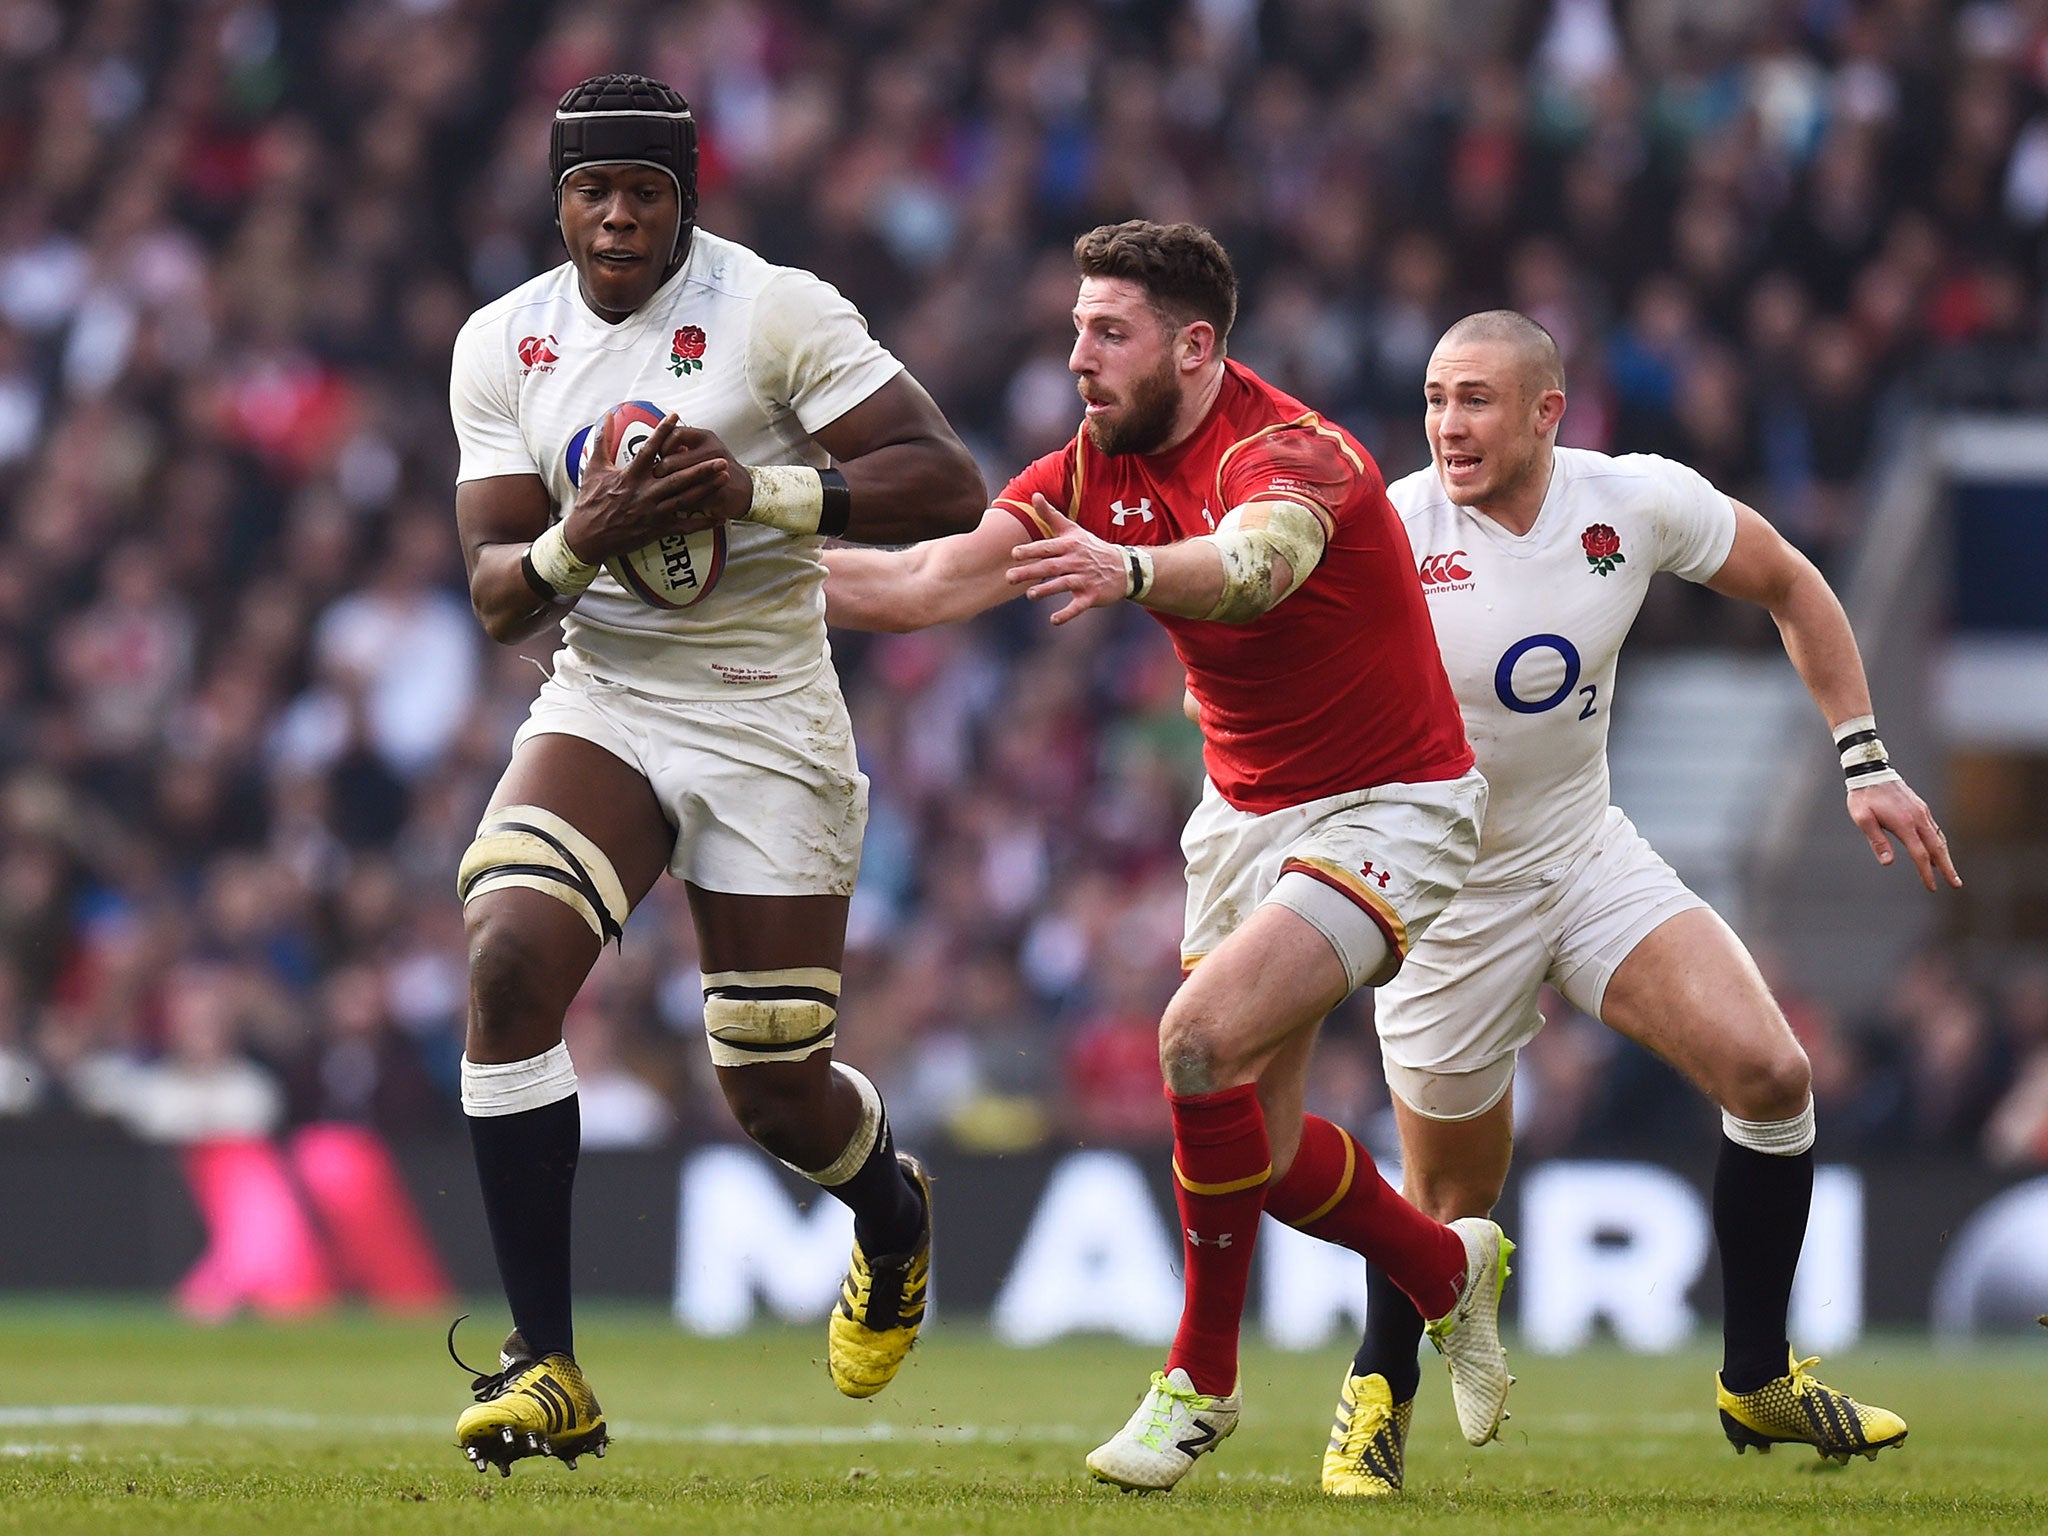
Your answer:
[0,1302,2041,1534]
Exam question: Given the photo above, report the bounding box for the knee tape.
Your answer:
[1721,1100,1815,1155]
[701,967,841,1068]
[458,804,629,945]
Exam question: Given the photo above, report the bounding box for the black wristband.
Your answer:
[520,550,562,603]
[818,467,852,538]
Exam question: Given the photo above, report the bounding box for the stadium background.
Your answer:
[0,0,2044,1346]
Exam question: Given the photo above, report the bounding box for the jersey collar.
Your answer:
[1462,453,1564,553]
[563,240,701,350]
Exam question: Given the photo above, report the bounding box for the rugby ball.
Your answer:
[564,400,727,610]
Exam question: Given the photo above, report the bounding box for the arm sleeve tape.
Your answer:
[701,967,841,1068]
[1196,499,1329,622]
[457,804,630,945]
[745,464,825,534]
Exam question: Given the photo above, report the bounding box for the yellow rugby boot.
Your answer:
[1717,1350,1907,1463]
[827,1152,932,1398]
[449,1322,608,1476]
[1322,1370,1413,1497]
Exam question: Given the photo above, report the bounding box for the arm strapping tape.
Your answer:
[1123,545,1155,602]
[527,522,599,598]
[1832,713,1902,788]
[746,465,852,537]
[1196,500,1330,623]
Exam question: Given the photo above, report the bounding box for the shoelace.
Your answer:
[446,1315,522,1404]
[1341,1399,1393,1462]
[1777,1351,1826,1400]
[1137,1371,1203,1450]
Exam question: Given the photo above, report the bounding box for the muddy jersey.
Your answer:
[999,361,1472,814]
[450,227,903,698]
[1389,447,1738,886]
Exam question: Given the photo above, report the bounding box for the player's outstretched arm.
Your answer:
[823,508,1022,633]
[1006,495,1323,626]
[1707,498,1961,892]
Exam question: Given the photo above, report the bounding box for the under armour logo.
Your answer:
[1109,497,1154,525]
[1185,1228,1234,1249]
[1360,862,1392,889]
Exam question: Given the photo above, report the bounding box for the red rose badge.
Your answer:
[668,326,707,375]
[1581,523,1625,576]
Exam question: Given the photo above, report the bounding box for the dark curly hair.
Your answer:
[1073,220,1237,347]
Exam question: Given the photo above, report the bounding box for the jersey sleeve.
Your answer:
[747,268,905,437]
[449,317,539,484]
[1216,422,1365,535]
[1627,454,1739,582]
[993,447,1074,537]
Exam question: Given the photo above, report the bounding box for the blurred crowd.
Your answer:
[2,0,2047,1166]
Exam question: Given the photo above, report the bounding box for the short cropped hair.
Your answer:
[1073,220,1237,344]
[1438,309,1565,394]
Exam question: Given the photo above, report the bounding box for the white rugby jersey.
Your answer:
[1389,447,1737,886]
[449,228,903,698]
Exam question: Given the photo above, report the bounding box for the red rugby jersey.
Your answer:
[999,361,1471,813]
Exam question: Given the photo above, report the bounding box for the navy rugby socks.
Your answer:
[834,1113,926,1257]
[1714,1136,1813,1393]
[467,1095,581,1362]
[1353,1260,1427,1403]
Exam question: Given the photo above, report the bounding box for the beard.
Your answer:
[1082,357,1181,456]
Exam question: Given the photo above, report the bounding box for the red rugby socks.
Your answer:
[1264,1112,1467,1320]
[1164,1084,1270,1396]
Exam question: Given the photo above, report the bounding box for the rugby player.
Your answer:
[1339,309,1958,1493]
[444,74,985,1475]
[824,221,1512,1492]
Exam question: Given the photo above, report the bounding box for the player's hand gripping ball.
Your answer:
[565,400,726,609]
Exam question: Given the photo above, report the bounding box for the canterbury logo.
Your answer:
[1419,551,1472,586]
[516,334,559,374]
[1176,1418,1220,1458]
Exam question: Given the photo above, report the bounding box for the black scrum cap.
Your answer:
[551,73,699,237]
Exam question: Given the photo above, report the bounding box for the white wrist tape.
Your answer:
[1123,545,1156,602]
[1197,500,1329,622]
[745,464,825,534]
[1832,713,1902,788]
[529,522,599,596]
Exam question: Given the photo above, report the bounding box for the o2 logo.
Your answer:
[1495,634,1599,719]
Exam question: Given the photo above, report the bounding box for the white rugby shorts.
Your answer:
[1180,768,1487,994]
[512,663,868,897]
[1374,805,1708,1120]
